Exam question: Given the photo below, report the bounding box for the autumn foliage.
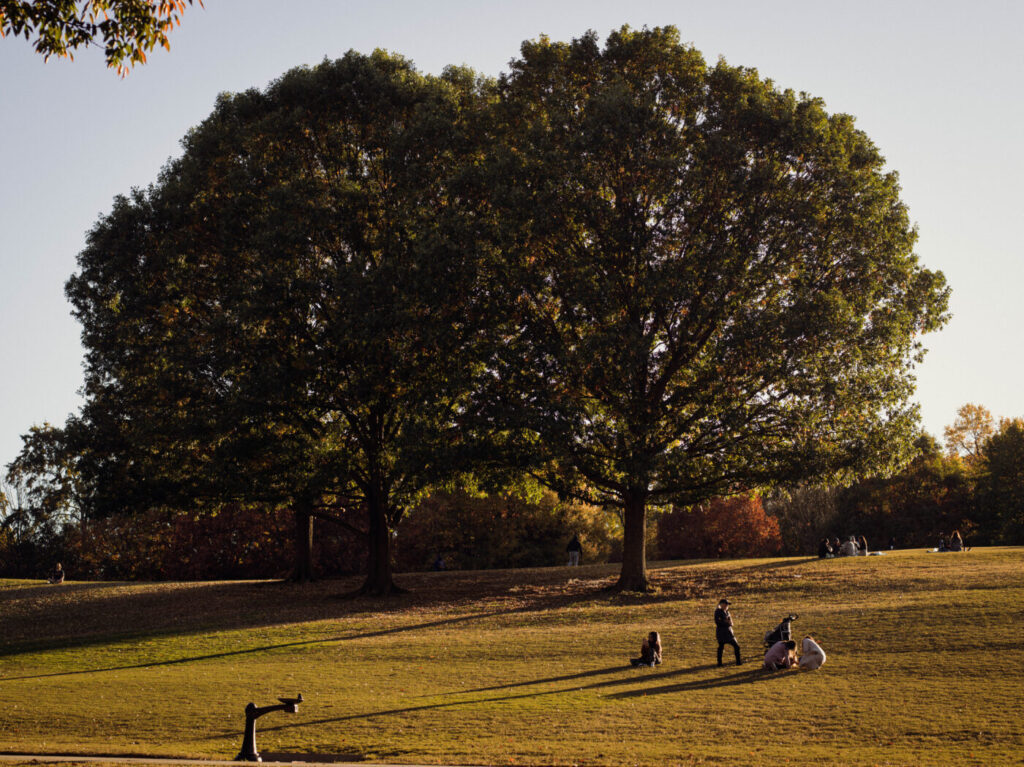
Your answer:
[656,496,782,560]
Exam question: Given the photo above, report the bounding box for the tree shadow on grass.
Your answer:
[0,610,508,682]
[442,661,720,696]
[0,554,857,666]
[204,662,776,741]
[607,666,797,697]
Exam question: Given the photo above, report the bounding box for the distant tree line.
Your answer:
[3,28,951,591]
[4,404,1020,579]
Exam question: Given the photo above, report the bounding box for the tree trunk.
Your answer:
[292,495,315,583]
[358,488,404,596]
[617,490,650,591]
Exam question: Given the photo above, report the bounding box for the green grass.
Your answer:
[2,548,1023,766]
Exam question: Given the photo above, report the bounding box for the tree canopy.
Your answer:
[478,27,949,589]
[14,27,951,593]
[0,0,199,73]
[63,51,491,593]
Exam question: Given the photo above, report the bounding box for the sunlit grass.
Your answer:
[1,548,1022,766]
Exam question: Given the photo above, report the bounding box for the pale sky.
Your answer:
[2,0,1022,474]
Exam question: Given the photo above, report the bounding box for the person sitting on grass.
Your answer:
[818,538,833,558]
[857,535,869,556]
[763,639,797,671]
[46,562,65,584]
[839,536,858,557]
[630,631,662,667]
[937,533,948,552]
[798,636,826,670]
[948,530,964,551]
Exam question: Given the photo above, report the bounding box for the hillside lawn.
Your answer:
[1,547,1022,766]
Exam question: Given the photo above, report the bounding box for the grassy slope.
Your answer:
[1,548,1022,766]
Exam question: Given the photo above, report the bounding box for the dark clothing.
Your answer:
[718,636,741,666]
[566,536,582,553]
[714,605,741,665]
[818,540,832,558]
[631,638,662,667]
[714,606,734,643]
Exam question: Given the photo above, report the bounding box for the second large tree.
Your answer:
[482,27,949,590]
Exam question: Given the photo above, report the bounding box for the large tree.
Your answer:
[1,0,200,73]
[482,27,949,590]
[65,51,489,593]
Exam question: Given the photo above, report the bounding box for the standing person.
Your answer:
[714,598,742,666]
[566,534,582,566]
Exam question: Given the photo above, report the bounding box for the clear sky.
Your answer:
[2,0,1022,475]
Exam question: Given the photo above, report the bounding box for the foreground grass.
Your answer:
[1,548,1022,766]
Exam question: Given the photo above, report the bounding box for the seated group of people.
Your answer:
[937,530,965,552]
[819,535,869,558]
[628,630,828,673]
[763,636,827,671]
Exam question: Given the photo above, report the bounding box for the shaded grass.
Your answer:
[1,549,1023,766]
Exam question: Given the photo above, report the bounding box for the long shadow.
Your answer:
[608,666,796,697]
[0,554,841,667]
[443,661,719,696]
[0,611,506,682]
[0,568,627,660]
[731,557,819,574]
[203,662,752,741]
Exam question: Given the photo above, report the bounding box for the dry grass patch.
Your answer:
[1,548,1022,766]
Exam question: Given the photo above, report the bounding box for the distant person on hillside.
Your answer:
[839,537,858,557]
[889,536,896,550]
[566,534,582,566]
[937,533,948,552]
[857,535,869,556]
[832,536,842,555]
[948,530,964,551]
[818,538,833,558]
[46,563,65,584]
[798,636,827,670]
[763,639,797,671]
[630,631,663,667]
[714,598,742,666]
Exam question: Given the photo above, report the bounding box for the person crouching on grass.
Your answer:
[763,639,798,671]
[630,631,662,667]
[798,636,826,670]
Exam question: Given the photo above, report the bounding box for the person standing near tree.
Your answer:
[566,534,582,566]
[714,598,742,666]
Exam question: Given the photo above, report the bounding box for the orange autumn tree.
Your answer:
[0,0,200,73]
[657,496,781,560]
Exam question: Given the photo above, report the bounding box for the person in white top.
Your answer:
[799,636,826,670]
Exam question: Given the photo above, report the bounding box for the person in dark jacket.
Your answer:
[714,598,742,666]
[818,538,833,558]
[566,534,582,566]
